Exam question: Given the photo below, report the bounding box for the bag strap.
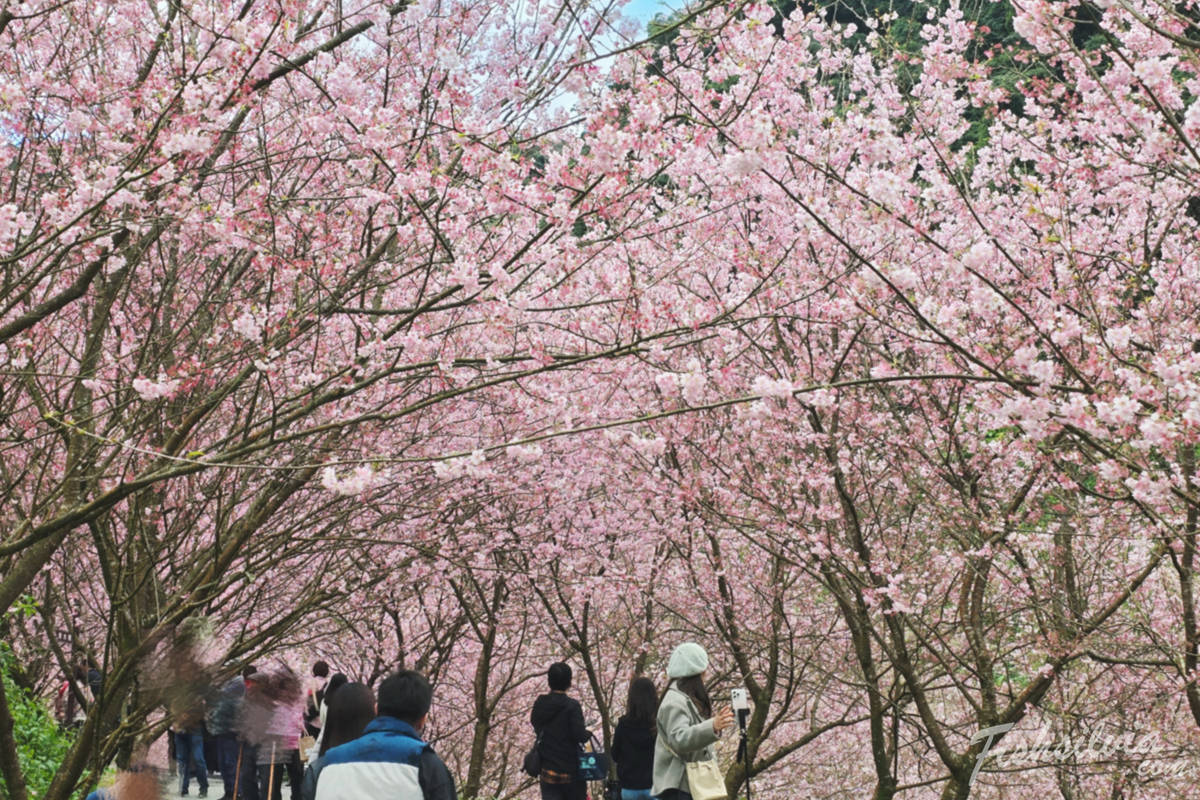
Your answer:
[660,686,706,763]
[579,732,603,753]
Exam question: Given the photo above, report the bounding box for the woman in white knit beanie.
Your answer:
[651,643,734,800]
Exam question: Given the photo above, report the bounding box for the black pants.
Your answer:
[214,733,239,799]
[258,751,302,800]
[655,790,692,800]
[235,742,259,800]
[257,763,284,800]
[539,781,587,800]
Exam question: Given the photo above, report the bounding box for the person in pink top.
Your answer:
[254,667,305,800]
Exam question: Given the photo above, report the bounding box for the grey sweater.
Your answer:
[651,684,720,796]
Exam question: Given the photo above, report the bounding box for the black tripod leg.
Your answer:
[739,732,751,800]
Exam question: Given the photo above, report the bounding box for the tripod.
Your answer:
[735,709,751,800]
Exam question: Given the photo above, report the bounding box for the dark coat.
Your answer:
[530,692,590,775]
[612,714,655,790]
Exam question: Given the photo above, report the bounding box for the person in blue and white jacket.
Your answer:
[313,670,456,800]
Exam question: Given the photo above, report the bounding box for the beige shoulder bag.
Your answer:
[662,689,728,800]
[682,757,728,800]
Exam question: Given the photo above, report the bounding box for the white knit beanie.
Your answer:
[666,642,709,679]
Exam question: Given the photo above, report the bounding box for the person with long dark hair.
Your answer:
[314,673,348,750]
[651,643,733,800]
[530,662,593,800]
[612,677,658,800]
[299,682,374,800]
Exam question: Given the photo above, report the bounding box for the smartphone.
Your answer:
[731,688,749,712]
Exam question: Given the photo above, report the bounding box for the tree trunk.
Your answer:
[0,667,30,800]
[462,619,497,799]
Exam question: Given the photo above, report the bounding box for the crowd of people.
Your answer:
[86,641,734,800]
[86,660,455,800]
[529,643,735,800]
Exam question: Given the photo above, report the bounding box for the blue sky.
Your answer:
[623,0,682,27]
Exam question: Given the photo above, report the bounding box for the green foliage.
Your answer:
[995,661,1031,689]
[641,0,1080,167]
[983,425,1019,443]
[12,594,38,619]
[0,643,74,799]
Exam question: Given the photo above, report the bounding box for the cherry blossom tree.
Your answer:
[6,0,1200,798]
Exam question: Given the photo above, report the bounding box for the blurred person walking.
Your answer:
[235,668,267,800]
[206,668,247,800]
[172,683,209,796]
[254,667,304,800]
[84,754,157,800]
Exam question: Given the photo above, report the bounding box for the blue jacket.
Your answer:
[313,716,455,800]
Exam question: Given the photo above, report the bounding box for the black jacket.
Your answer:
[611,714,655,790]
[530,692,590,774]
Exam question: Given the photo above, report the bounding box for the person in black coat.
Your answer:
[611,677,657,800]
[529,662,592,800]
